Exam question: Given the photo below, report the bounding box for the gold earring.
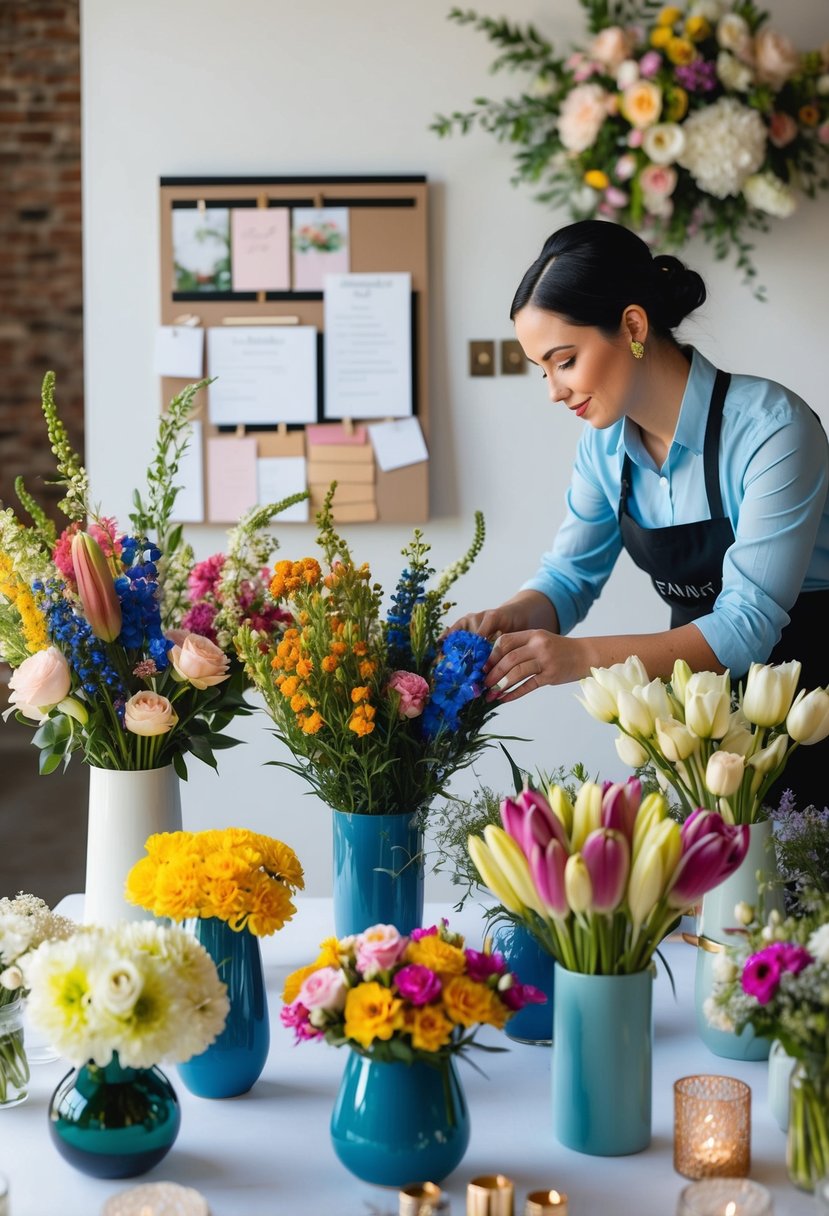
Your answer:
[630,340,645,359]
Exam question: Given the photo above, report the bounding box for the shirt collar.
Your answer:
[609,346,718,462]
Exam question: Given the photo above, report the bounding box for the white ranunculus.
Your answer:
[677,98,766,198]
[642,122,686,165]
[717,12,752,58]
[616,58,640,90]
[743,172,798,219]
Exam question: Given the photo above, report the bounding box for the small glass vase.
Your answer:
[0,997,29,1108]
[490,920,554,1045]
[786,1058,829,1191]
[49,1053,180,1178]
[330,1050,470,1186]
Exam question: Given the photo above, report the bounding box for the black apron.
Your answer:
[618,368,829,810]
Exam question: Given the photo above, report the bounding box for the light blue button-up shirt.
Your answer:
[522,347,829,674]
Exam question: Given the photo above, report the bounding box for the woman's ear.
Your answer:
[622,305,649,346]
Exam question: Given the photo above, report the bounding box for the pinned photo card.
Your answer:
[231,208,290,292]
[207,326,318,426]
[153,325,204,379]
[172,207,231,293]
[257,456,309,523]
[292,207,349,291]
[367,417,428,472]
[171,420,205,522]
[324,273,412,420]
[206,436,257,523]
[306,422,368,447]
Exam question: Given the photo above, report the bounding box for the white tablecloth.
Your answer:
[1,898,812,1216]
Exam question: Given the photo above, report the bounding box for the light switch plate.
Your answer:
[501,339,526,375]
[469,340,495,377]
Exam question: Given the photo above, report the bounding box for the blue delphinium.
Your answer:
[36,578,125,700]
[386,564,429,671]
[422,629,492,739]
[115,537,170,668]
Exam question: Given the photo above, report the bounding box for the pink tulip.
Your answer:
[667,819,749,908]
[71,530,122,642]
[529,839,569,918]
[581,828,630,913]
[501,789,567,859]
[601,778,642,841]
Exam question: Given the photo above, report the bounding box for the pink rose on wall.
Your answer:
[589,26,633,71]
[754,28,800,88]
[8,646,71,718]
[355,924,408,977]
[558,83,611,152]
[388,670,430,719]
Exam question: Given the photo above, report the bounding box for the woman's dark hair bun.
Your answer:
[652,254,707,329]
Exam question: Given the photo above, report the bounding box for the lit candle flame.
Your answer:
[549,1194,562,1205]
[725,1204,737,1216]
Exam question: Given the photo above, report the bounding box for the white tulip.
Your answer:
[741,660,801,728]
[615,732,649,768]
[591,656,650,697]
[655,716,700,762]
[685,675,731,739]
[786,687,829,746]
[636,679,673,722]
[617,689,654,738]
[671,659,693,708]
[705,750,745,797]
[747,732,789,776]
[720,709,756,757]
[577,676,619,723]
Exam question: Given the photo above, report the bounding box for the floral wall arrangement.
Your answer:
[433,0,829,292]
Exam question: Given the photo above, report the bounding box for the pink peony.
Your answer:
[394,964,442,1006]
[8,646,71,718]
[558,83,611,153]
[640,163,678,198]
[297,966,347,1012]
[355,924,408,976]
[769,111,798,148]
[589,26,633,70]
[464,949,506,982]
[754,28,799,88]
[387,670,430,719]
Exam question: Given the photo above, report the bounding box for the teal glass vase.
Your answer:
[552,965,652,1156]
[490,921,554,1044]
[331,809,424,937]
[176,917,269,1099]
[49,1053,180,1179]
[330,1051,470,1186]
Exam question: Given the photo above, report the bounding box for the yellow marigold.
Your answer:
[800,104,820,126]
[290,692,310,713]
[649,26,671,48]
[442,976,497,1027]
[359,659,377,680]
[203,851,249,881]
[657,5,681,25]
[280,675,300,698]
[666,36,695,65]
[301,559,321,586]
[300,710,325,735]
[584,169,609,190]
[352,641,369,657]
[125,856,159,910]
[664,86,689,121]
[283,962,320,1003]
[348,705,376,737]
[405,937,467,976]
[270,560,294,600]
[321,655,339,673]
[295,658,313,679]
[684,14,710,40]
[243,874,296,936]
[257,839,304,889]
[330,641,348,657]
[344,983,401,1048]
[153,858,205,921]
[350,685,371,704]
[402,1004,454,1053]
[144,830,195,862]
[314,937,343,969]
[484,991,510,1031]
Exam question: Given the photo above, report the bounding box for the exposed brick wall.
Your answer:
[0,0,83,524]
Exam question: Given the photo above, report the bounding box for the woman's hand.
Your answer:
[449,590,558,642]
[483,630,584,703]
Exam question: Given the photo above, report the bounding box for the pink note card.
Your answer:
[206,436,258,522]
[306,423,368,446]
[231,208,290,292]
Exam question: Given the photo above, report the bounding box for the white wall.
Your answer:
[81,0,828,894]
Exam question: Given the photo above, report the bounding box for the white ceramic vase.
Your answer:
[84,765,182,925]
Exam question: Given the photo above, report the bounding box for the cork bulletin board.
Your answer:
[157,174,430,524]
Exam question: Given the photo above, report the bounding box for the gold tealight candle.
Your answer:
[400,1182,445,1216]
[674,1075,751,1180]
[467,1174,514,1216]
[525,1190,569,1216]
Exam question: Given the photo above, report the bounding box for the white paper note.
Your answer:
[323,273,412,420]
[171,419,205,522]
[153,326,204,379]
[367,417,428,472]
[257,456,309,522]
[207,326,318,425]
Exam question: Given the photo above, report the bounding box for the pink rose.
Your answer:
[297,966,347,1012]
[393,964,442,1006]
[170,633,230,689]
[754,28,799,88]
[615,153,637,181]
[388,670,430,719]
[558,83,611,153]
[605,186,629,208]
[8,647,71,718]
[589,26,633,71]
[640,163,677,198]
[638,50,662,78]
[355,924,408,977]
[769,111,797,148]
[165,628,190,647]
[123,690,178,736]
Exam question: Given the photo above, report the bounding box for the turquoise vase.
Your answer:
[552,965,652,1156]
[331,810,424,937]
[695,820,784,1062]
[176,918,269,1098]
[49,1053,180,1179]
[330,1051,470,1186]
[490,921,554,1044]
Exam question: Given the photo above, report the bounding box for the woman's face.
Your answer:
[513,304,636,430]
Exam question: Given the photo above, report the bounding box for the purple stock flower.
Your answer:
[394,964,442,1005]
[674,59,718,92]
[464,949,506,982]
[501,982,548,1012]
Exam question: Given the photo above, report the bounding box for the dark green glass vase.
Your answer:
[49,1053,180,1179]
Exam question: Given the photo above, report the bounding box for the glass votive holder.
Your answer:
[400,1182,448,1216]
[674,1075,751,1179]
[525,1190,568,1215]
[467,1175,514,1216]
[101,1181,209,1215]
[675,1178,773,1216]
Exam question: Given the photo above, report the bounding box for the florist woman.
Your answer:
[455,221,829,806]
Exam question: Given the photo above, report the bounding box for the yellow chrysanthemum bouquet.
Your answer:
[126,827,304,937]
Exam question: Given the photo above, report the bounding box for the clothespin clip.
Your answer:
[235,423,246,438]
[197,198,207,214]
[342,417,354,437]
[314,192,324,211]
[257,192,268,209]
[277,421,287,437]
[172,313,201,327]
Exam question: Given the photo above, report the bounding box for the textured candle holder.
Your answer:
[101,1181,210,1216]
[400,1182,447,1215]
[674,1075,751,1180]
[467,1175,514,1216]
[675,1178,773,1215]
[525,1190,568,1215]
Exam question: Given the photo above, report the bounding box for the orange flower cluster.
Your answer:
[270,558,321,601]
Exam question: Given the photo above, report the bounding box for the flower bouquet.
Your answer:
[772,791,829,916]
[126,828,304,1097]
[0,893,75,1106]
[23,920,228,1177]
[468,775,748,1153]
[434,0,829,291]
[709,903,829,1190]
[281,919,543,1184]
[236,485,499,934]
